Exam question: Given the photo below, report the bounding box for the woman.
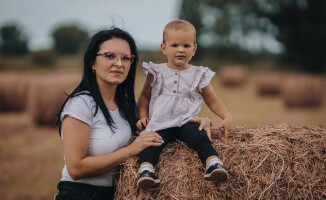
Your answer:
[55,27,212,200]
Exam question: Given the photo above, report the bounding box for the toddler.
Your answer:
[136,20,232,189]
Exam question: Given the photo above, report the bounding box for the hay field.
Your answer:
[0,112,63,200]
[116,125,326,199]
[0,69,325,200]
[198,72,326,128]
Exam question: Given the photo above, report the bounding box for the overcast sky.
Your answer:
[0,0,182,50]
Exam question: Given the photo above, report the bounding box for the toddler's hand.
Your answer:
[136,117,150,130]
[217,116,232,139]
[191,117,212,142]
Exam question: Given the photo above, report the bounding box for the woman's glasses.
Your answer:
[96,52,135,64]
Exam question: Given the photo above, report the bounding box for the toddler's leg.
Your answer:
[204,156,228,182]
[179,122,218,164]
[179,122,228,182]
[137,162,160,189]
[137,128,176,189]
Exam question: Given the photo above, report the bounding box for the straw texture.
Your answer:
[115,124,326,200]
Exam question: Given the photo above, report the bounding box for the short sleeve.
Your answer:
[61,95,94,127]
[197,67,216,92]
[142,62,159,87]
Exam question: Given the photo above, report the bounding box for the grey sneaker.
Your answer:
[204,163,228,182]
[137,170,160,189]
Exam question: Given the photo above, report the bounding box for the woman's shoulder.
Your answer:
[65,92,95,109]
[71,92,93,101]
[61,91,96,125]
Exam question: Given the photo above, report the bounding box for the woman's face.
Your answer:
[92,38,132,87]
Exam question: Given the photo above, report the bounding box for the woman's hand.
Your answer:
[190,117,212,142]
[128,131,163,156]
[217,116,232,139]
[136,117,150,130]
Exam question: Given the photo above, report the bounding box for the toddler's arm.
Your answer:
[137,74,154,130]
[201,84,232,139]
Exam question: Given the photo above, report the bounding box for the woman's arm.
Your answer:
[137,74,153,130]
[201,84,232,138]
[62,116,163,180]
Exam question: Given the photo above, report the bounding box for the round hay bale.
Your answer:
[255,72,282,97]
[0,71,31,112]
[218,65,247,88]
[27,72,81,126]
[115,125,326,200]
[281,75,325,108]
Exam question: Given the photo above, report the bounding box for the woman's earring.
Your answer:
[92,70,95,74]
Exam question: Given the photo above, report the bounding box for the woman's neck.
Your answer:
[97,81,118,111]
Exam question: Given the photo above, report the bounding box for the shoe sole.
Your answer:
[204,168,228,182]
[137,177,160,189]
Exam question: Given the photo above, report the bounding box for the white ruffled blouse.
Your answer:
[141,62,216,133]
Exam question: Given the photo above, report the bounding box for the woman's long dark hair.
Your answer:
[57,27,138,136]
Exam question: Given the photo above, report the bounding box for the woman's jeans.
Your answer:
[55,181,115,200]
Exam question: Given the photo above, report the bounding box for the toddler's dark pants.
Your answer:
[139,121,218,167]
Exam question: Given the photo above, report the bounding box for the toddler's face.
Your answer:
[161,29,197,70]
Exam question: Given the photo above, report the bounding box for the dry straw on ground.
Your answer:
[115,124,326,200]
[281,75,325,108]
[0,72,31,112]
[218,65,247,88]
[255,72,282,97]
[27,71,81,126]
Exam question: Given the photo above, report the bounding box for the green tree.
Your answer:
[52,25,89,54]
[179,0,205,59]
[261,0,326,72]
[179,0,326,72]
[179,0,273,63]
[0,23,28,55]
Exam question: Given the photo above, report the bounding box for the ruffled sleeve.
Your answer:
[191,66,216,93]
[142,61,159,87]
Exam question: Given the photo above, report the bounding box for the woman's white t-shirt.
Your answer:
[60,94,132,187]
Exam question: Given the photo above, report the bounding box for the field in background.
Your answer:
[0,113,62,200]
[204,72,326,127]
[0,67,325,199]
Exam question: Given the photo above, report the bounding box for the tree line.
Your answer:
[0,23,89,56]
[1,0,325,73]
[179,0,326,73]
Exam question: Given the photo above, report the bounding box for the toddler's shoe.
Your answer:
[137,170,160,189]
[204,163,228,182]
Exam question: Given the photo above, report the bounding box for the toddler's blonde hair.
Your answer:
[163,20,196,43]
